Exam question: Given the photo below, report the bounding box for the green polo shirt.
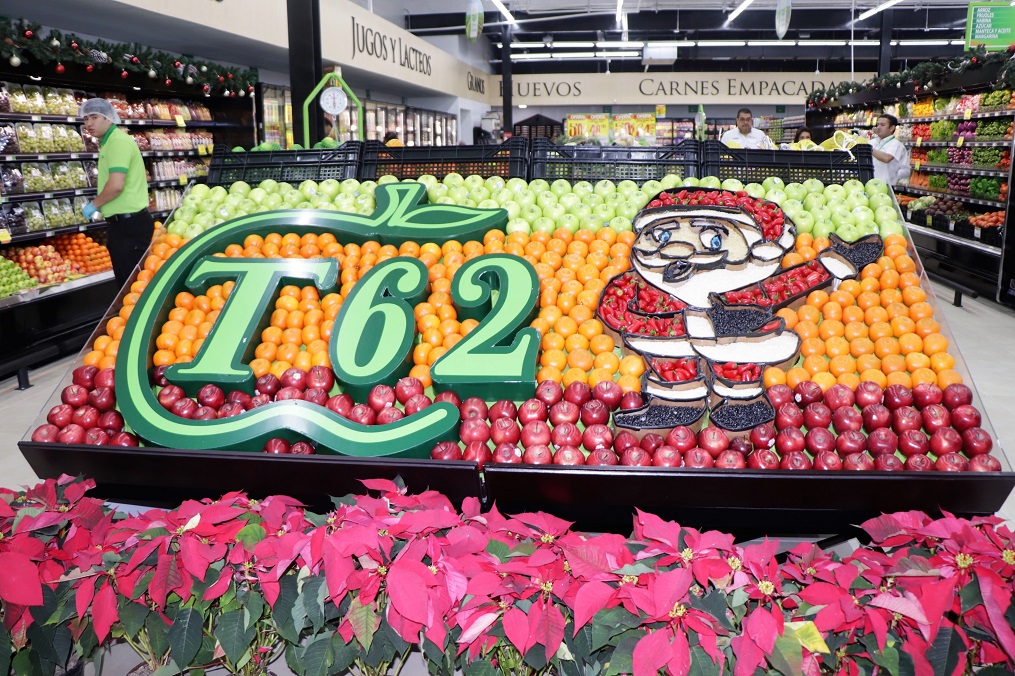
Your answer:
[97,125,149,217]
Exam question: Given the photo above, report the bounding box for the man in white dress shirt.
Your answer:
[871,114,910,186]
[720,108,776,150]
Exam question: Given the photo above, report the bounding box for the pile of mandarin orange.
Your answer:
[84,227,647,393]
[764,233,963,393]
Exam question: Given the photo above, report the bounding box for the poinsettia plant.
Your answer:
[2,475,1014,676]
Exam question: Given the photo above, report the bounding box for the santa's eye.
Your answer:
[655,229,672,244]
[700,230,723,250]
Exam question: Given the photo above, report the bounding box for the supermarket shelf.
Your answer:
[897,183,1007,207]
[120,119,241,129]
[1,187,97,204]
[905,221,1002,257]
[2,152,97,162]
[140,149,208,158]
[150,209,174,220]
[0,270,114,310]
[903,139,1012,147]
[901,110,1015,123]
[834,122,874,128]
[0,112,83,124]
[4,221,108,245]
[895,184,1007,208]
[148,176,204,188]
[0,112,241,128]
[912,164,1009,177]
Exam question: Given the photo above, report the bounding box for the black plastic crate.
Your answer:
[530,138,699,183]
[205,143,363,186]
[358,139,529,181]
[701,140,874,184]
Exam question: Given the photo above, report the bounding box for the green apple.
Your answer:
[617,180,639,196]
[836,222,861,242]
[377,174,399,184]
[765,189,787,205]
[359,180,377,195]
[813,220,836,239]
[616,200,639,220]
[334,179,356,196]
[721,178,745,192]
[875,205,899,223]
[631,191,651,209]
[843,179,865,194]
[238,199,257,213]
[469,186,491,203]
[594,179,617,196]
[190,183,211,198]
[209,186,228,202]
[762,176,785,192]
[785,183,808,201]
[550,179,572,196]
[558,214,581,234]
[830,210,856,228]
[334,194,355,210]
[182,194,202,209]
[506,177,528,192]
[803,178,825,194]
[282,191,305,207]
[660,174,682,190]
[532,217,557,234]
[542,203,566,222]
[569,203,593,220]
[867,193,893,210]
[609,216,633,232]
[572,181,594,198]
[803,192,827,210]
[583,193,605,208]
[879,221,905,237]
[520,204,543,225]
[846,192,869,210]
[416,174,438,188]
[436,196,456,205]
[594,203,616,222]
[493,188,514,206]
[579,215,602,232]
[167,219,189,237]
[448,186,469,204]
[823,184,846,200]
[529,179,549,194]
[444,173,466,187]
[681,177,700,187]
[641,180,664,196]
[793,211,815,233]
[515,190,537,208]
[781,199,804,217]
[463,174,485,191]
[699,176,722,189]
[558,193,581,211]
[229,180,251,196]
[264,194,284,210]
[223,193,244,208]
[477,199,500,210]
[537,191,558,211]
[825,197,849,213]
[247,188,267,205]
[745,183,767,199]
[484,175,506,192]
[503,202,521,220]
[506,218,531,235]
[428,184,450,202]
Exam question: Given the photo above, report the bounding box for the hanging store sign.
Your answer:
[499,72,874,106]
[775,0,792,40]
[966,3,1015,51]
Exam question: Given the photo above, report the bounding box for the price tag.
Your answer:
[197,145,207,156]
[69,153,78,159]
[66,116,75,123]
[964,110,973,120]
[915,161,921,171]
[916,137,923,147]
[948,221,955,232]
[0,228,10,244]
[974,226,982,239]
[174,114,187,127]
[957,136,965,147]
[30,115,41,122]
[926,214,933,227]
[178,175,188,186]
[208,144,214,153]
[78,225,87,232]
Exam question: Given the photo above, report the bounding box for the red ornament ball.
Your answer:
[121,70,129,79]
[174,61,181,68]
[24,30,33,38]
[71,42,78,50]
[85,64,94,72]
[165,79,172,86]
[55,63,65,74]
[248,86,255,93]
[203,84,210,93]
[227,72,233,79]
[218,75,225,83]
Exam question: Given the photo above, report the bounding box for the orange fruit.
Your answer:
[783,253,805,268]
[838,279,861,297]
[914,317,941,338]
[930,352,956,373]
[861,263,882,279]
[828,290,855,308]
[563,368,590,387]
[829,354,857,378]
[817,319,845,341]
[616,374,642,393]
[594,351,621,373]
[905,352,931,372]
[536,365,563,383]
[937,369,964,389]
[890,316,917,338]
[763,367,787,387]
[837,372,861,390]
[541,349,568,371]
[885,371,912,389]
[898,333,923,355]
[880,353,907,374]
[849,337,875,358]
[859,369,888,388]
[885,302,909,320]
[803,355,830,375]
[589,334,615,355]
[812,372,837,392]
[794,320,819,341]
[856,354,882,373]
[856,291,881,311]
[806,289,829,309]
[619,355,646,377]
[902,287,927,306]
[825,336,851,358]
[797,305,820,324]
[822,302,843,322]
[843,321,868,341]
[785,367,811,390]
[567,349,595,372]
[909,302,935,322]
[874,336,901,358]
[775,308,798,329]
[800,337,826,357]
[910,368,939,387]
[880,288,903,307]
[864,306,889,326]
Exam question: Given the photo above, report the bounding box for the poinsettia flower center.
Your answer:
[669,603,688,619]
[621,575,638,585]
[727,556,742,571]
[1002,549,1015,565]
[540,533,555,543]
[757,580,775,596]
[681,548,694,562]
[955,552,974,569]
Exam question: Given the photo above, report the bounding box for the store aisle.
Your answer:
[1,281,1014,524]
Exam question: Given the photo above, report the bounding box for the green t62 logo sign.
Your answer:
[116,183,539,458]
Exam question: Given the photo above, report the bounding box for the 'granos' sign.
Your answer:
[350,16,432,76]
[467,72,486,94]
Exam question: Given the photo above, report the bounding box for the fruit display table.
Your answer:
[18,144,1015,536]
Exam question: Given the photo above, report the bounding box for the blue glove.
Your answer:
[82,202,99,221]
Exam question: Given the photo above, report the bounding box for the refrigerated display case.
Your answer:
[405,110,419,146]
[335,106,360,144]
[259,85,293,149]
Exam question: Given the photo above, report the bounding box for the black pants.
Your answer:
[106,210,155,289]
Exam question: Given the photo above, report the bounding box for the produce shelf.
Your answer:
[530,138,698,183]
[903,139,1012,147]
[912,164,1008,177]
[702,140,874,183]
[0,270,113,310]
[905,221,1003,257]
[148,176,204,188]
[140,149,206,158]
[1,187,97,203]
[833,123,874,129]
[895,184,1007,208]
[2,152,99,162]
[2,221,107,245]
[901,110,1015,123]
[0,113,242,128]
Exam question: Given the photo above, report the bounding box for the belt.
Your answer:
[106,209,148,222]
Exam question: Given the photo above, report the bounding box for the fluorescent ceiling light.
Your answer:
[747,40,795,46]
[550,51,597,59]
[518,104,528,108]
[490,0,518,25]
[898,39,950,46]
[648,40,696,47]
[621,13,629,31]
[595,40,644,48]
[856,0,905,22]
[616,0,624,23]
[595,50,640,57]
[799,40,847,46]
[512,53,552,60]
[848,40,880,46]
[553,41,595,48]
[727,0,756,23]
[511,42,547,48]
[698,40,748,47]
[950,39,966,44]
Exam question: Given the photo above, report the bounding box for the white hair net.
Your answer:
[78,98,121,124]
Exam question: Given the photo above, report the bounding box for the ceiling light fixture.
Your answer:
[510,42,548,48]
[616,0,624,23]
[511,53,552,60]
[595,40,644,48]
[490,0,518,25]
[856,0,905,22]
[621,13,629,32]
[747,40,796,46]
[552,41,596,48]
[647,40,696,47]
[847,40,880,46]
[698,40,748,47]
[898,39,950,46]
[595,50,640,58]
[726,0,756,24]
[950,39,966,44]
[550,51,597,59]
[799,40,848,46]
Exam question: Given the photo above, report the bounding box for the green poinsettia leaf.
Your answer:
[301,636,334,676]
[167,607,203,668]
[347,597,380,652]
[214,609,255,666]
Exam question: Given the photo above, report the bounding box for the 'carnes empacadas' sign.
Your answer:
[116,183,540,458]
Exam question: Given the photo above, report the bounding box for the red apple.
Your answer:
[621,447,653,466]
[641,433,665,453]
[517,398,548,425]
[404,393,432,416]
[613,430,640,453]
[921,404,951,434]
[150,365,170,387]
[697,426,730,458]
[683,448,715,468]
[488,400,517,422]
[935,452,969,472]
[462,441,493,468]
[862,404,891,433]
[961,427,993,457]
[715,449,747,469]
[592,380,624,410]
[348,404,376,425]
[866,427,898,456]
[803,402,833,429]
[376,407,405,424]
[813,450,843,471]
[306,365,336,392]
[805,427,836,455]
[563,381,592,407]
[580,399,611,426]
[84,428,110,445]
[290,441,316,455]
[666,426,698,452]
[433,390,462,408]
[587,449,619,466]
[262,438,290,454]
[942,383,973,410]
[553,446,586,465]
[430,441,463,461]
[61,384,89,408]
[780,451,813,470]
[193,406,218,420]
[275,386,304,402]
[775,403,804,431]
[47,404,74,428]
[197,384,225,410]
[157,384,184,410]
[255,373,281,397]
[912,382,944,409]
[227,390,253,410]
[835,429,868,456]
[904,454,934,471]
[775,427,805,455]
[892,406,923,435]
[94,368,115,390]
[652,446,683,467]
[490,417,521,446]
[71,405,100,430]
[883,384,913,411]
[766,384,794,409]
[619,391,644,410]
[549,400,580,426]
[832,407,863,435]
[582,424,614,452]
[459,418,491,445]
[750,422,777,450]
[57,423,86,445]
[367,384,396,412]
[535,380,564,407]
[874,454,904,471]
[969,454,1002,472]
[303,388,330,407]
[842,452,875,471]
[793,380,824,407]
[109,431,139,447]
[522,444,553,464]
[551,422,582,449]
[326,393,354,418]
[170,397,198,419]
[747,448,780,470]
[280,367,308,391]
[31,424,60,443]
[97,410,124,433]
[823,384,855,411]
[928,427,962,456]
[492,443,523,464]
[521,420,552,448]
[459,397,488,420]
[854,380,884,407]
[898,429,930,457]
[950,405,982,433]
[72,365,99,390]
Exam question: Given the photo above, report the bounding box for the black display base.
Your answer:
[482,465,1015,536]
[19,442,1015,537]
[18,442,483,513]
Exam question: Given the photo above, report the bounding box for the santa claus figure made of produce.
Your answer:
[600,195,882,438]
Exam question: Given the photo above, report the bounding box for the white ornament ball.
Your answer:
[238,89,246,97]
[185,76,194,85]
[9,55,21,67]
[50,38,60,47]
[148,69,157,78]
[200,65,208,72]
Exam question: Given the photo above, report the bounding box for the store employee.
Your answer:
[79,98,154,289]
[871,114,910,186]
[720,108,776,150]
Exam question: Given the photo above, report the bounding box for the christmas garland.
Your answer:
[806,43,1015,108]
[0,17,258,97]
